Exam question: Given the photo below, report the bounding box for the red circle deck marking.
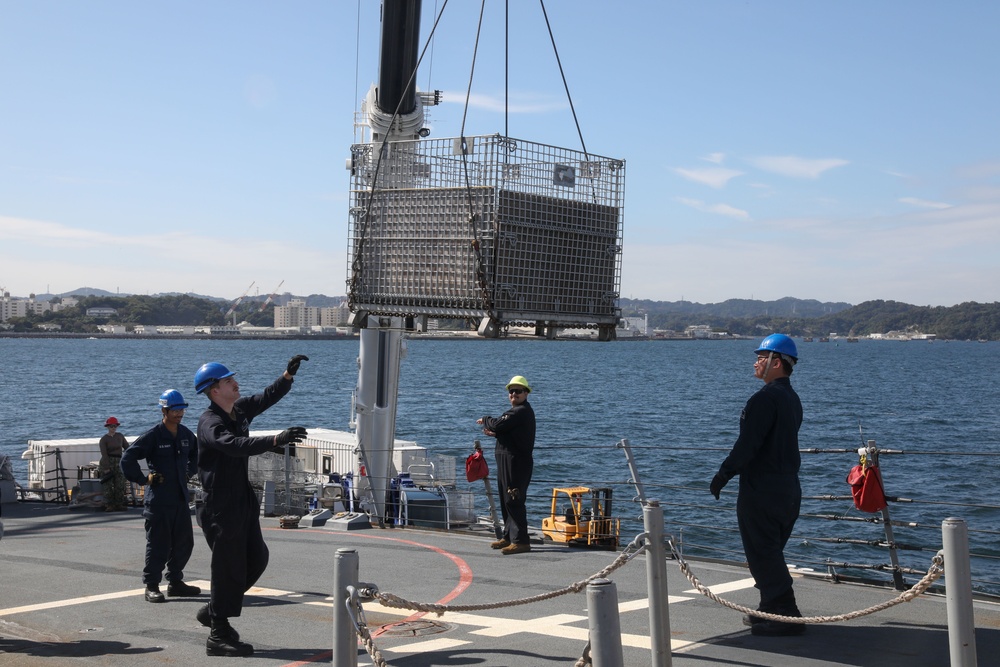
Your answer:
[284,528,474,637]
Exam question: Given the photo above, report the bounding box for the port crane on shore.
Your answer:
[225,281,255,327]
[258,280,284,313]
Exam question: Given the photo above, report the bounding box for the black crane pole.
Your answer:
[377,0,422,117]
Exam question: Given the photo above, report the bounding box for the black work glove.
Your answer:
[147,472,164,486]
[709,473,727,500]
[286,354,309,376]
[275,426,308,449]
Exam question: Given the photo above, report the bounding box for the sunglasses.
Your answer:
[508,388,526,395]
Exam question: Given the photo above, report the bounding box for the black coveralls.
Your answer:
[715,376,802,610]
[197,374,292,619]
[482,401,535,545]
[121,422,198,587]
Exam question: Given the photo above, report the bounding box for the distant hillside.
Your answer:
[20,288,341,306]
[624,298,1000,341]
[620,296,852,319]
[810,300,1000,340]
[7,289,998,339]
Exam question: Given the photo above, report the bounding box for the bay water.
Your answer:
[2,336,998,590]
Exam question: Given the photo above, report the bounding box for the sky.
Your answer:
[2,1,998,307]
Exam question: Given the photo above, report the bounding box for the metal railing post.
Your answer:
[868,440,905,590]
[942,518,977,667]
[262,480,275,516]
[284,446,292,514]
[644,500,672,667]
[587,578,624,667]
[880,505,905,590]
[332,548,359,667]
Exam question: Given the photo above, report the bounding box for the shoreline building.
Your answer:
[274,299,351,332]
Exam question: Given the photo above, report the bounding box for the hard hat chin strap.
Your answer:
[761,351,775,381]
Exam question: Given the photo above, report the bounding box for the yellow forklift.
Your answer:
[541,486,620,549]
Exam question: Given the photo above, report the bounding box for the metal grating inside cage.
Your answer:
[347,135,625,329]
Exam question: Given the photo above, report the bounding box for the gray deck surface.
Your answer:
[2,501,999,666]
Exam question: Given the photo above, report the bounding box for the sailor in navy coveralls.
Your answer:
[478,375,536,555]
[710,334,805,636]
[121,389,201,603]
[193,356,308,657]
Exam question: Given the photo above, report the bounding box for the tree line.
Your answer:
[636,300,1000,341]
[3,294,273,332]
[4,294,999,340]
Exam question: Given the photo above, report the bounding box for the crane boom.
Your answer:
[225,281,255,325]
[258,280,284,312]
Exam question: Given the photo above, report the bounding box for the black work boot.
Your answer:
[750,590,804,636]
[198,605,240,641]
[167,580,201,597]
[206,617,254,657]
[743,597,779,627]
[144,585,165,603]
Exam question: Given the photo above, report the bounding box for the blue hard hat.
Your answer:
[194,362,235,394]
[755,333,798,362]
[158,389,188,410]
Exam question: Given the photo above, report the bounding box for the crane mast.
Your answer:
[350,0,426,526]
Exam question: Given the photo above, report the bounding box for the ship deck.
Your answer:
[2,501,999,666]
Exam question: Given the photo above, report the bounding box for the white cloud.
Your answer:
[955,161,1000,180]
[747,156,849,179]
[441,90,566,114]
[899,197,952,210]
[675,197,750,220]
[0,215,341,299]
[673,167,743,189]
[701,152,726,164]
[623,191,1000,307]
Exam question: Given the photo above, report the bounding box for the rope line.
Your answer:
[350,537,645,667]
[667,540,945,624]
[347,535,946,666]
[347,588,389,667]
[373,537,645,614]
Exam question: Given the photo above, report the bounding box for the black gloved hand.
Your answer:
[148,472,164,486]
[275,426,308,448]
[709,473,727,500]
[286,355,309,376]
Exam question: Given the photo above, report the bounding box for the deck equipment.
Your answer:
[541,486,620,549]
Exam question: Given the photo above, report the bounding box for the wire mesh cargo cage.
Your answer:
[347,134,625,337]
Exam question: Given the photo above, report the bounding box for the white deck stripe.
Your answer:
[0,575,754,656]
[383,637,471,654]
[685,577,756,595]
[0,580,211,617]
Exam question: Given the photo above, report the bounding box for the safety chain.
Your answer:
[667,540,945,624]
[373,537,646,615]
[346,536,647,667]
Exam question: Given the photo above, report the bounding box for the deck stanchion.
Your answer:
[283,445,292,514]
[333,548,360,667]
[644,500,672,667]
[262,480,276,516]
[942,518,978,667]
[587,578,624,667]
